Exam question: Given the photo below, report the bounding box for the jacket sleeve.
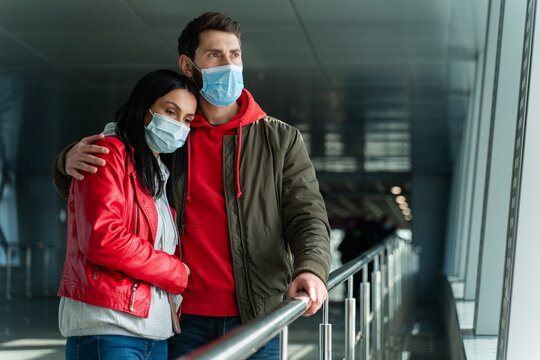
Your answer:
[281,128,331,283]
[51,142,77,201]
[72,139,187,294]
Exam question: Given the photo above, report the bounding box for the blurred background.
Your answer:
[2,0,539,359]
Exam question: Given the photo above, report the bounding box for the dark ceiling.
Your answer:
[0,0,488,227]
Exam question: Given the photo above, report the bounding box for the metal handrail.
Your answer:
[180,235,418,360]
[1,239,55,300]
[181,292,311,360]
[326,240,390,290]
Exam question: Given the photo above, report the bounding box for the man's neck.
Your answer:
[199,98,240,125]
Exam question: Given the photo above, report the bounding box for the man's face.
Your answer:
[192,30,242,69]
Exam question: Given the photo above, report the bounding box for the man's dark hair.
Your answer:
[177,12,241,59]
[115,69,198,197]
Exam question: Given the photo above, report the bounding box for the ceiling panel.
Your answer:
[295,0,451,25]
[15,31,174,66]
[0,0,490,223]
[0,35,44,66]
[1,1,144,33]
[128,0,296,27]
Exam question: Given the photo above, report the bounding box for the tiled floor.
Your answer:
[448,278,498,360]
[455,300,475,331]
[462,335,497,360]
[0,298,350,360]
[0,297,455,360]
[0,298,65,360]
[450,280,464,299]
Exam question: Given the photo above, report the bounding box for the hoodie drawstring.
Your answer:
[186,132,192,203]
[187,125,242,202]
[236,123,243,199]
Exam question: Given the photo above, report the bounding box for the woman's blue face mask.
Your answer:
[145,110,190,154]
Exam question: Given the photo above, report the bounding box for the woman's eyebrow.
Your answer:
[165,101,180,110]
[165,101,195,117]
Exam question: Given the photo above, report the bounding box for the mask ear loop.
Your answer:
[188,57,201,72]
[187,58,202,90]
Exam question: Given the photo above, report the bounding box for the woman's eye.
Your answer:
[166,110,175,116]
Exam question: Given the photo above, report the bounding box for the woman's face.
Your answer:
[145,88,197,127]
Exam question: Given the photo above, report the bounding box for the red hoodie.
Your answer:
[181,89,266,316]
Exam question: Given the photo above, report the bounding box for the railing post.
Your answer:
[345,275,356,360]
[396,245,403,334]
[43,247,50,297]
[319,298,332,360]
[380,252,388,360]
[280,325,288,360]
[361,280,370,360]
[6,243,11,300]
[394,246,401,334]
[387,249,396,356]
[372,261,382,360]
[25,245,31,298]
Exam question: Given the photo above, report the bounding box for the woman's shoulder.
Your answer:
[91,136,131,166]
[93,136,128,154]
[95,135,124,148]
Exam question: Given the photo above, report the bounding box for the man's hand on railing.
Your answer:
[287,272,327,316]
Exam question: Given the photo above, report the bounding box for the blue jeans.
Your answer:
[66,335,167,360]
[167,314,279,360]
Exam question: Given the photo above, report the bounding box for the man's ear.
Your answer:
[179,55,193,77]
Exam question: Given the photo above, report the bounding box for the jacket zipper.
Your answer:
[129,175,139,312]
[177,147,189,260]
[134,200,138,234]
[129,281,139,311]
[131,176,139,234]
[235,196,257,320]
[230,135,257,320]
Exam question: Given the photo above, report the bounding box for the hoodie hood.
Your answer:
[190,89,265,131]
[102,122,117,136]
[186,89,266,202]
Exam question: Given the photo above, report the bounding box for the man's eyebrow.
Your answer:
[204,48,241,53]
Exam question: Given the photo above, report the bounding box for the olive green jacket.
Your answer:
[52,116,331,323]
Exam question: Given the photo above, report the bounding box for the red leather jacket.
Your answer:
[57,136,188,318]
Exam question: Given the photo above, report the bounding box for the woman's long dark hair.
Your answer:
[115,69,198,198]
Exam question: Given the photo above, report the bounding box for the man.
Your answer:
[52,12,331,359]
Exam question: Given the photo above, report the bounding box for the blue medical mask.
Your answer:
[190,59,244,107]
[145,110,190,154]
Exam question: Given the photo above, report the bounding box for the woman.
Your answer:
[57,70,197,360]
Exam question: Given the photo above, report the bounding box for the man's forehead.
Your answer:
[197,30,240,50]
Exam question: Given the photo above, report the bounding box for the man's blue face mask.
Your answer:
[190,59,244,107]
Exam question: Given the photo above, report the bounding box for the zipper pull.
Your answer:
[129,282,139,311]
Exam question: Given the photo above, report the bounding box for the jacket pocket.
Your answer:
[91,264,101,282]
